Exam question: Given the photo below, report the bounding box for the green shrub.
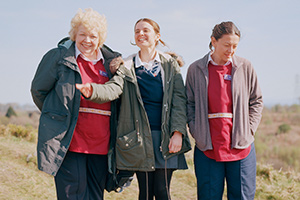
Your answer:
[5,106,17,118]
[2,124,37,142]
[276,123,291,135]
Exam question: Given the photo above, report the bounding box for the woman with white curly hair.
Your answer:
[31,8,121,199]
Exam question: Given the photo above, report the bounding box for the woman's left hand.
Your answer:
[168,131,182,153]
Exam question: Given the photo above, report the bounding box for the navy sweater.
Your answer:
[135,67,163,130]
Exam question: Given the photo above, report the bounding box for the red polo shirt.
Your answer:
[69,55,111,155]
[204,62,250,161]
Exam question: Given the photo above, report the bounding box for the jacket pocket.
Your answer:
[39,111,68,143]
[117,129,140,150]
[116,129,146,168]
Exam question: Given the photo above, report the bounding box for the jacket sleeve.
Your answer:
[30,48,60,111]
[88,64,126,104]
[185,64,196,138]
[248,65,263,134]
[170,60,188,137]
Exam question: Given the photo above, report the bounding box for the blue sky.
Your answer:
[1,0,300,106]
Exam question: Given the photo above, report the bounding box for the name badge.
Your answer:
[99,70,108,77]
[224,74,232,81]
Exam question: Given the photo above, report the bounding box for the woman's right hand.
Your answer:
[76,83,93,98]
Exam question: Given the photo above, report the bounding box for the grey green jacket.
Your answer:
[31,39,121,176]
[89,52,191,171]
[186,52,263,151]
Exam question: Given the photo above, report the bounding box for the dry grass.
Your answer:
[1,104,300,199]
[0,133,197,200]
[256,108,300,172]
[0,135,55,200]
[1,132,300,200]
[256,164,300,200]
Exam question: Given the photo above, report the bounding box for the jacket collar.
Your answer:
[58,42,78,72]
[199,52,240,70]
[58,39,121,78]
[123,51,171,85]
[100,44,121,78]
[207,52,232,66]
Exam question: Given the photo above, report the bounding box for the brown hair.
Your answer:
[134,18,166,46]
[209,21,241,50]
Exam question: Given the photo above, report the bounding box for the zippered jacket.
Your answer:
[31,39,121,176]
[89,52,191,171]
[186,52,263,151]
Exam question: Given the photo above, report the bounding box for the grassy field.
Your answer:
[1,104,300,199]
[0,126,300,200]
[255,107,300,172]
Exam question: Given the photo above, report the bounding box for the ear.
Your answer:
[211,37,217,48]
[156,33,161,42]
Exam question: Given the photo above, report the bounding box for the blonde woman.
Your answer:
[31,8,121,199]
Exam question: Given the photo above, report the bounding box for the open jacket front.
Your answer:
[31,40,121,176]
[186,52,263,152]
[90,52,191,171]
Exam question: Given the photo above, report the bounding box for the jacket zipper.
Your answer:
[160,64,173,159]
[135,119,141,142]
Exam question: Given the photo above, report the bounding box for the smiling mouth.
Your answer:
[138,37,147,42]
[82,43,92,48]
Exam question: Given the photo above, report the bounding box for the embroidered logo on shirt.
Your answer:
[99,70,108,78]
[224,74,232,81]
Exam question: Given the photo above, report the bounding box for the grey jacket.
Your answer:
[89,52,191,171]
[186,52,263,151]
[31,39,121,176]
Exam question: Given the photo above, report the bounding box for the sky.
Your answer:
[1,0,300,107]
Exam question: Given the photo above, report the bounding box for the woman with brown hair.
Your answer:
[186,21,263,200]
[77,18,191,200]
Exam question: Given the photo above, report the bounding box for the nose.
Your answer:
[84,36,91,42]
[138,30,144,35]
[227,46,234,53]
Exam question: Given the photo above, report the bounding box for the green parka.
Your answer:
[89,52,191,171]
[31,39,121,176]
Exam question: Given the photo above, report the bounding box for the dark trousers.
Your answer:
[136,169,174,200]
[54,151,108,200]
[194,143,256,200]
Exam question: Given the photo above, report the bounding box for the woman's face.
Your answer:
[211,34,240,65]
[134,21,160,50]
[75,25,99,59]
